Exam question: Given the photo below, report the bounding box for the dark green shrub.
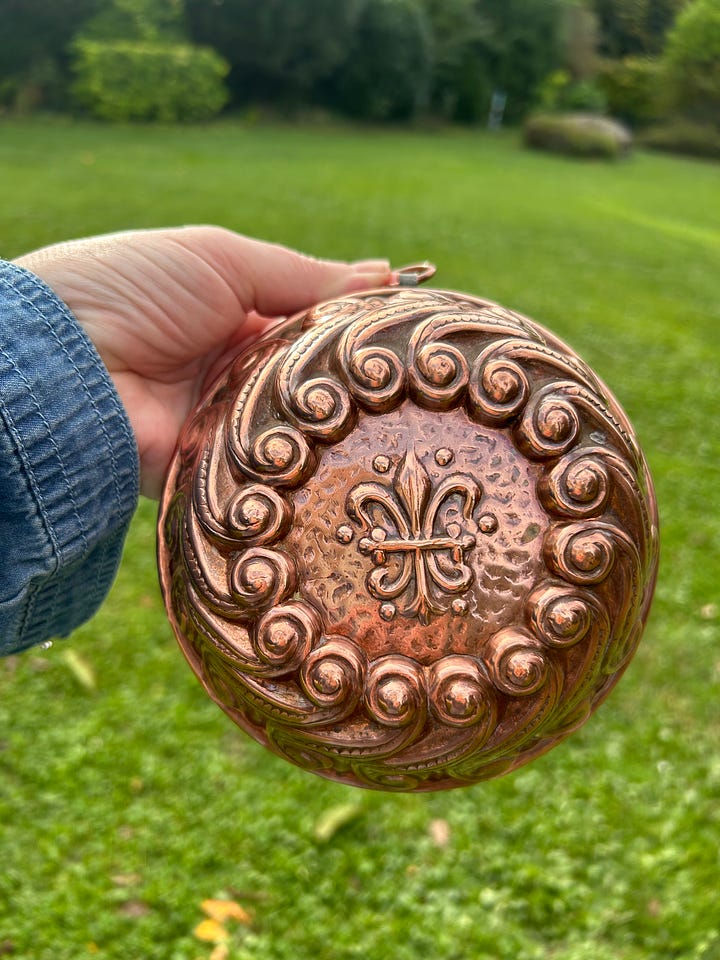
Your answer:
[185,0,363,109]
[597,56,663,127]
[524,112,631,159]
[0,56,67,113]
[71,40,228,122]
[418,0,566,124]
[591,0,686,58]
[79,0,187,43]
[664,0,720,125]
[640,119,720,158]
[330,0,432,121]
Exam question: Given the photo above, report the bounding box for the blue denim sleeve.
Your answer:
[0,260,139,654]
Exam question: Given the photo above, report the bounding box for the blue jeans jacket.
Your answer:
[0,260,139,654]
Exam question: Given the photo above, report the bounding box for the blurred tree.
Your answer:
[329,0,432,121]
[420,0,565,123]
[563,3,600,82]
[477,0,566,123]
[0,0,103,108]
[416,0,490,118]
[0,0,102,77]
[597,56,662,125]
[79,0,187,41]
[184,0,364,107]
[591,0,688,57]
[664,0,720,124]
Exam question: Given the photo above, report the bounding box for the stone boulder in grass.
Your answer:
[524,113,632,159]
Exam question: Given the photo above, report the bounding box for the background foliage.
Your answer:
[1,0,712,136]
[663,0,720,124]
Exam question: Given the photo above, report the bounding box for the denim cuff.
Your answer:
[0,260,139,654]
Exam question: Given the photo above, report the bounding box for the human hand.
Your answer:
[15,227,391,498]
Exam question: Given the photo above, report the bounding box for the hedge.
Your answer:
[72,40,229,122]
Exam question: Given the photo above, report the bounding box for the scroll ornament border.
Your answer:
[160,289,659,790]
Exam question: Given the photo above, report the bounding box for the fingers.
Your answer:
[174,227,392,318]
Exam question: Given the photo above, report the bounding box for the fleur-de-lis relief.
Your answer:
[344,449,482,623]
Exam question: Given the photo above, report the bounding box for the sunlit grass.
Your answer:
[0,118,718,960]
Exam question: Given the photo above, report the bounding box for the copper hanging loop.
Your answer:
[391,262,437,287]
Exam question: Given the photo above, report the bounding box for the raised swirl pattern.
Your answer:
[515,387,581,459]
[485,629,550,697]
[467,344,530,423]
[299,636,366,718]
[365,656,427,729]
[229,547,296,611]
[539,450,610,518]
[428,656,497,731]
[253,602,321,676]
[545,522,618,585]
[527,583,596,649]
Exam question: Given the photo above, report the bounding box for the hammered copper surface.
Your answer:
[158,281,659,791]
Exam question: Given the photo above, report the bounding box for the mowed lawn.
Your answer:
[0,118,718,960]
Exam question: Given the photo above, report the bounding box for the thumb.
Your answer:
[177,226,392,318]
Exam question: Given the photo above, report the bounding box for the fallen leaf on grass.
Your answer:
[429,818,451,847]
[314,801,363,841]
[111,873,142,887]
[62,649,96,691]
[118,899,150,918]
[193,919,229,944]
[201,899,252,925]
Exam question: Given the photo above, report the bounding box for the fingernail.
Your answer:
[342,268,392,294]
[351,258,391,272]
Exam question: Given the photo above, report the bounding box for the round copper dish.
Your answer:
[158,270,658,791]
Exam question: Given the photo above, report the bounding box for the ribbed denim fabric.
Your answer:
[0,260,139,654]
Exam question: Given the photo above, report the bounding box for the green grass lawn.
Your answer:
[0,117,719,960]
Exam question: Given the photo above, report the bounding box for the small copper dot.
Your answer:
[243,559,274,593]
[567,466,599,502]
[373,454,391,473]
[444,680,476,716]
[435,448,454,466]
[380,603,396,621]
[306,387,335,420]
[336,524,354,544]
[264,436,293,467]
[479,514,498,534]
[377,678,408,715]
[487,369,519,402]
[425,355,454,385]
[236,496,269,529]
[312,661,343,695]
[265,619,297,652]
[539,407,571,441]
[451,598,468,616]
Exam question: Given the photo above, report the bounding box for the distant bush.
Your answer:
[597,57,662,127]
[640,119,720,159]
[72,40,228,122]
[663,0,720,125]
[524,113,631,159]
